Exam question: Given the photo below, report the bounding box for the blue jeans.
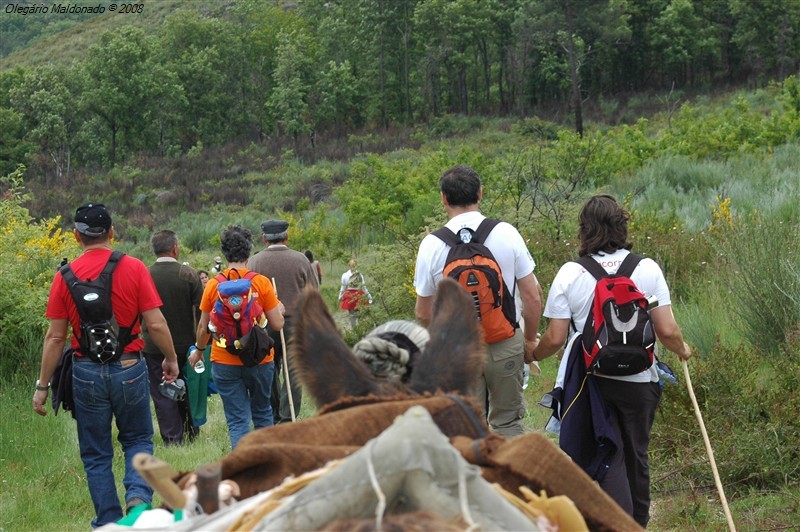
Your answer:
[72,356,154,528]
[212,361,274,449]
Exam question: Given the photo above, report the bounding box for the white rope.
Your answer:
[353,337,410,378]
[682,360,736,531]
[365,440,386,531]
[456,454,478,531]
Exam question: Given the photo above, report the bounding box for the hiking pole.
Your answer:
[272,278,297,422]
[681,359,736,532]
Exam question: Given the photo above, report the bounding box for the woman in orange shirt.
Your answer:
[189,225,284,449]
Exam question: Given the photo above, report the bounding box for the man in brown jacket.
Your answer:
[247,219,319,422]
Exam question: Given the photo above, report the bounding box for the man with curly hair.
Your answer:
[189,225,285,449]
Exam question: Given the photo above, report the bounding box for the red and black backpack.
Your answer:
[209,269,273,367]
[432,218,517,343]
[576,253,656,376]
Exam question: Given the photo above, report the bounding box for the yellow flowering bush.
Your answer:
[0,166,77,373]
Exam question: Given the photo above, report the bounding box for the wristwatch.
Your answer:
[35,379,50,392]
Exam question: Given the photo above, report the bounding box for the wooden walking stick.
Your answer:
[272,277,296,422]
[682,360,736,532]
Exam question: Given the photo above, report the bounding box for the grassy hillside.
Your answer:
[2,36,799,528]
[0,0,220,70]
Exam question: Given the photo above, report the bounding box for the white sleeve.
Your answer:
[338,271,348,300]
[413,235,440,297]
[543,264,575,320]
[638,258,671,307]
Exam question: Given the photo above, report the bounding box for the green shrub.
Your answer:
[655,339,800,495]
[0,166,77,377]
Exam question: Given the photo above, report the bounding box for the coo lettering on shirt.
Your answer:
[579,259,623,273]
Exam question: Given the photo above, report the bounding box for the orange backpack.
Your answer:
[432,219,517,343]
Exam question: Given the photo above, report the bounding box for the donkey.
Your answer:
[176,278,640,531]
[290,277,487,412]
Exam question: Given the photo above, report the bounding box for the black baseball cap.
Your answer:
[74,202,112,237]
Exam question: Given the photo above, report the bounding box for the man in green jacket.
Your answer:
[142,230,204,444]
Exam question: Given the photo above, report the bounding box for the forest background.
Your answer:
[1,0,799,529]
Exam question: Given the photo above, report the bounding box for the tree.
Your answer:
[0,69,32,176]
[157,11,238,149]
[730,0,800,83]
[515,0,630,136]
[266,28,320,151]
[317,60,362,137]
[651,0,719,86]
[225,0,303,141]
[10,66,79,185]
[81,27,172,165]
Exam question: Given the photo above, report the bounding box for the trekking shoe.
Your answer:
[125,497,147,515]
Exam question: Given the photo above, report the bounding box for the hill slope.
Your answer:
[0,0,220,70]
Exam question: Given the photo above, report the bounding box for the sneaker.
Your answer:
[125,497,147,515]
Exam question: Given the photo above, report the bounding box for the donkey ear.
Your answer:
[290,287,382,409]
[408,278,486,395]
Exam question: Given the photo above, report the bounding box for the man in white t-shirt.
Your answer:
[414,165,542,438]
[531,194,692,527]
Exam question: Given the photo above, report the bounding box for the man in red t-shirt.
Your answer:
[32,202,179,528]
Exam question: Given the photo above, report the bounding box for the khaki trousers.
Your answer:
[475,328,526,438]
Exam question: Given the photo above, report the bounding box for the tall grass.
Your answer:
[714,217,800,355]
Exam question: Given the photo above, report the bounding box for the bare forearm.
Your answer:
[652,306,692,360]
[531,318,570,362]
[195,313,211,348]
[38,336,66,385]
[518,274,542,341]
[415,296,433,329]
[533,328,564,361]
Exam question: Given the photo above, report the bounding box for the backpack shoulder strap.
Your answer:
[431,226,460,247]
[59,263,78,289]
[575,255,608,281]
[242,270,259,281]
[59,251,124,308]
[214,272,228,284]
[616,253,643,278]
[101,251,124,277]
[473,218,501,244]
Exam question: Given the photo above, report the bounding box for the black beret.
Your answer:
[261,219,289,234]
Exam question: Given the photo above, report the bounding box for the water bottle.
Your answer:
[188,346,205,374]
[656,359,677,385]
[523,363,531,390]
